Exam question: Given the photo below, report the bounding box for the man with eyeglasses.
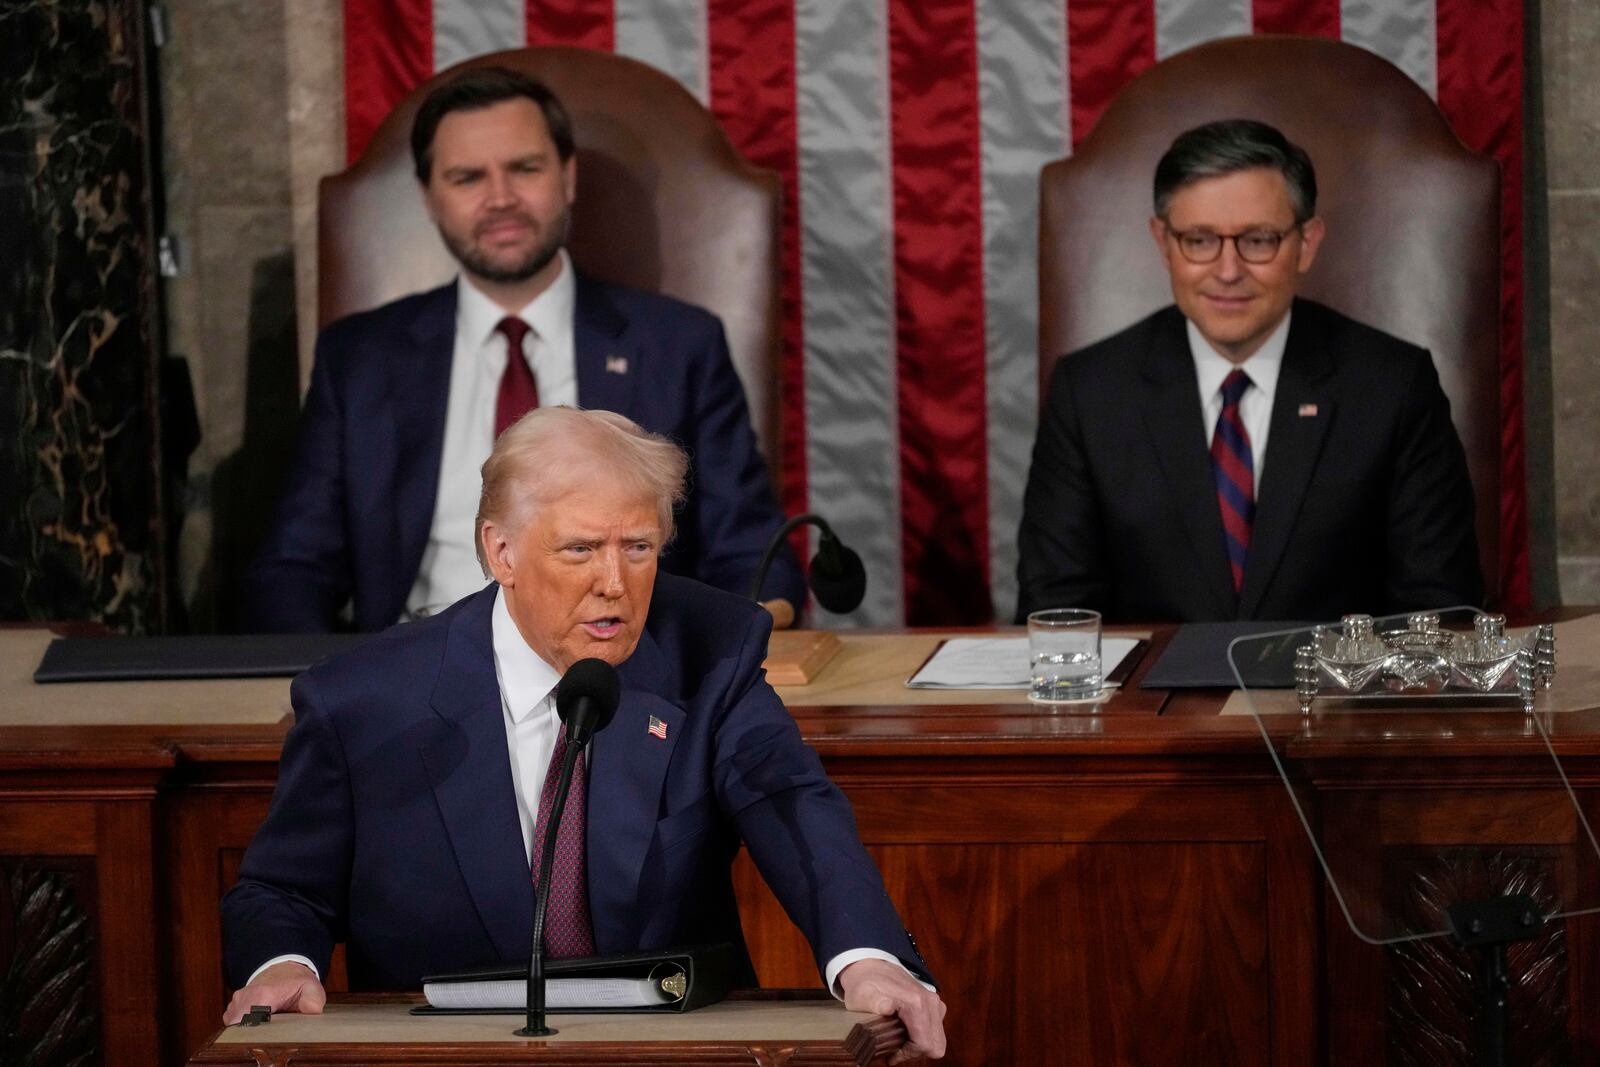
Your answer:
[1016,118,1481,623]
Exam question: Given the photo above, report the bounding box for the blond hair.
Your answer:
[474,406,689,574]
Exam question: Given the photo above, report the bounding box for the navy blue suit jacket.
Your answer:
[241,275,804,632]
[1017,299,1483,622]
[221,575,928,991]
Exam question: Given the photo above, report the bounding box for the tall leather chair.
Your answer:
[1039,34,1500,594]
[317,46,783,468]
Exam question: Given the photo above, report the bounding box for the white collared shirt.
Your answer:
[490,580,568,863]
[1187,310,1290,485]
[252,585,924,998]
[403,252,580,620]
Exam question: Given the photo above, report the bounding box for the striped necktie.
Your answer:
[1211,368,1254,593]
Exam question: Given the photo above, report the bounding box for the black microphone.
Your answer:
[554,657,622,744]
[747,513,868,615]
[518,658,621,1037]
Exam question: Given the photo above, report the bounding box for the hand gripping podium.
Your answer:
[188,992,911,1066]
[1231,608,1600,1067]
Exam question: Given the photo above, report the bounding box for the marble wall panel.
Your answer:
[1542,0,1600,194]
[158,0,300,629]
[184,206,299,630]
[0,0,164,630]
[1543,0,1600,602]
[285,0,343,388]
[1548,194,1600,548]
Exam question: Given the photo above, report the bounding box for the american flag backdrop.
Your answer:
[342,0,1530,626]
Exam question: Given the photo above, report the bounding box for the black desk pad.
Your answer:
[1139,621,1317,689]
[34,633,372,682]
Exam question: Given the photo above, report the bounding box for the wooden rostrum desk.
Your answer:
[2,621,1598,1067]
[185,991,903,1065]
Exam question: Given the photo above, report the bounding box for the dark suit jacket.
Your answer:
[222,574,929,990]
[241,275,804,632]
[1016,299,1483,623]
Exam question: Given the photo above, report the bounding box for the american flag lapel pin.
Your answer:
[1298,403,1319,417]
[605,354,629,375]
[647,715,668,740]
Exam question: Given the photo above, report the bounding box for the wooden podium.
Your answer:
[186,993,909,1066]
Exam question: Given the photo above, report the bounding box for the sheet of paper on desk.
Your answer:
[906,636,1141,689]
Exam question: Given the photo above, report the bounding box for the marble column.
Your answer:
[0,0,165,631]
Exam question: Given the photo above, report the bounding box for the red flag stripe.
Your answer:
[889,0,992,624]
[707,0,808,535]
[1251,0,1339,38]
[344,0,432,161]
[1066,0,1156,148]
[1435,0,1529,613]
[526,0,613,49]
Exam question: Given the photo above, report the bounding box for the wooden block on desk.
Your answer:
[762,631,843,686]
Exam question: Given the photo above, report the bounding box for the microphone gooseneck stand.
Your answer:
[516,734,585,1037]
[748,513,867,615]
[516,658,621,1038]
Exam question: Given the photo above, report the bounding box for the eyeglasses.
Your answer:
[1164,224,1299,265]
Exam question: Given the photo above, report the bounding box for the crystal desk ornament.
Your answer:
[1294,612,1556,714]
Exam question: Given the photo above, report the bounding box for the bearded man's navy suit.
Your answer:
[221,575,928,990]
[241,275,804,633]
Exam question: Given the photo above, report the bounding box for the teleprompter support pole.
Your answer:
[1445,893,1545,1067]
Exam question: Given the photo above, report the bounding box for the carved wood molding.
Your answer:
[0,859,100,1067]
[1386,849,1569,1067]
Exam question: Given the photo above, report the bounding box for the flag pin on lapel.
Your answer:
[648,715,668,740]
[1298,403,1319,417]
[605,354,629,375]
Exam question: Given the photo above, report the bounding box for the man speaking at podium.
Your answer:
[221,408,946,1061]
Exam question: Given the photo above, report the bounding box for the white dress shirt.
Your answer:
[1187,309,1291,486]
[252,586,922,998]
[403,252,580,620]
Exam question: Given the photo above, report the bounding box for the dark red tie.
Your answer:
[494,317,538,437]
[1211,369,1255,593]
[534,722,595,958]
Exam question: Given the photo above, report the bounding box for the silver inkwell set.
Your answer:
[1293,612,1557,715]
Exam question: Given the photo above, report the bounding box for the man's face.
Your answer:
[1148,167,1325,363]
[421,97,577,285]
[482,479,660,674]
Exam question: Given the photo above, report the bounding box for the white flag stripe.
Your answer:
[796,0,903,626]
[977,0,1067,621]
[433,0,524,71]
[1341,0,1438,100]
[1155,0,1251,60]
[614,0,710,104]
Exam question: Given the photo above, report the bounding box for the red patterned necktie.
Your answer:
[1211,368,1255,593]
[493,317,538,438]
[534,722,595,958]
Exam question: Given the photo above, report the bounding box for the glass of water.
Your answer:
[1027,608,1103,704]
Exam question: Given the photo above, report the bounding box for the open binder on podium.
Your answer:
[411,943,735,1015]
[1231,608,1600,1066]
